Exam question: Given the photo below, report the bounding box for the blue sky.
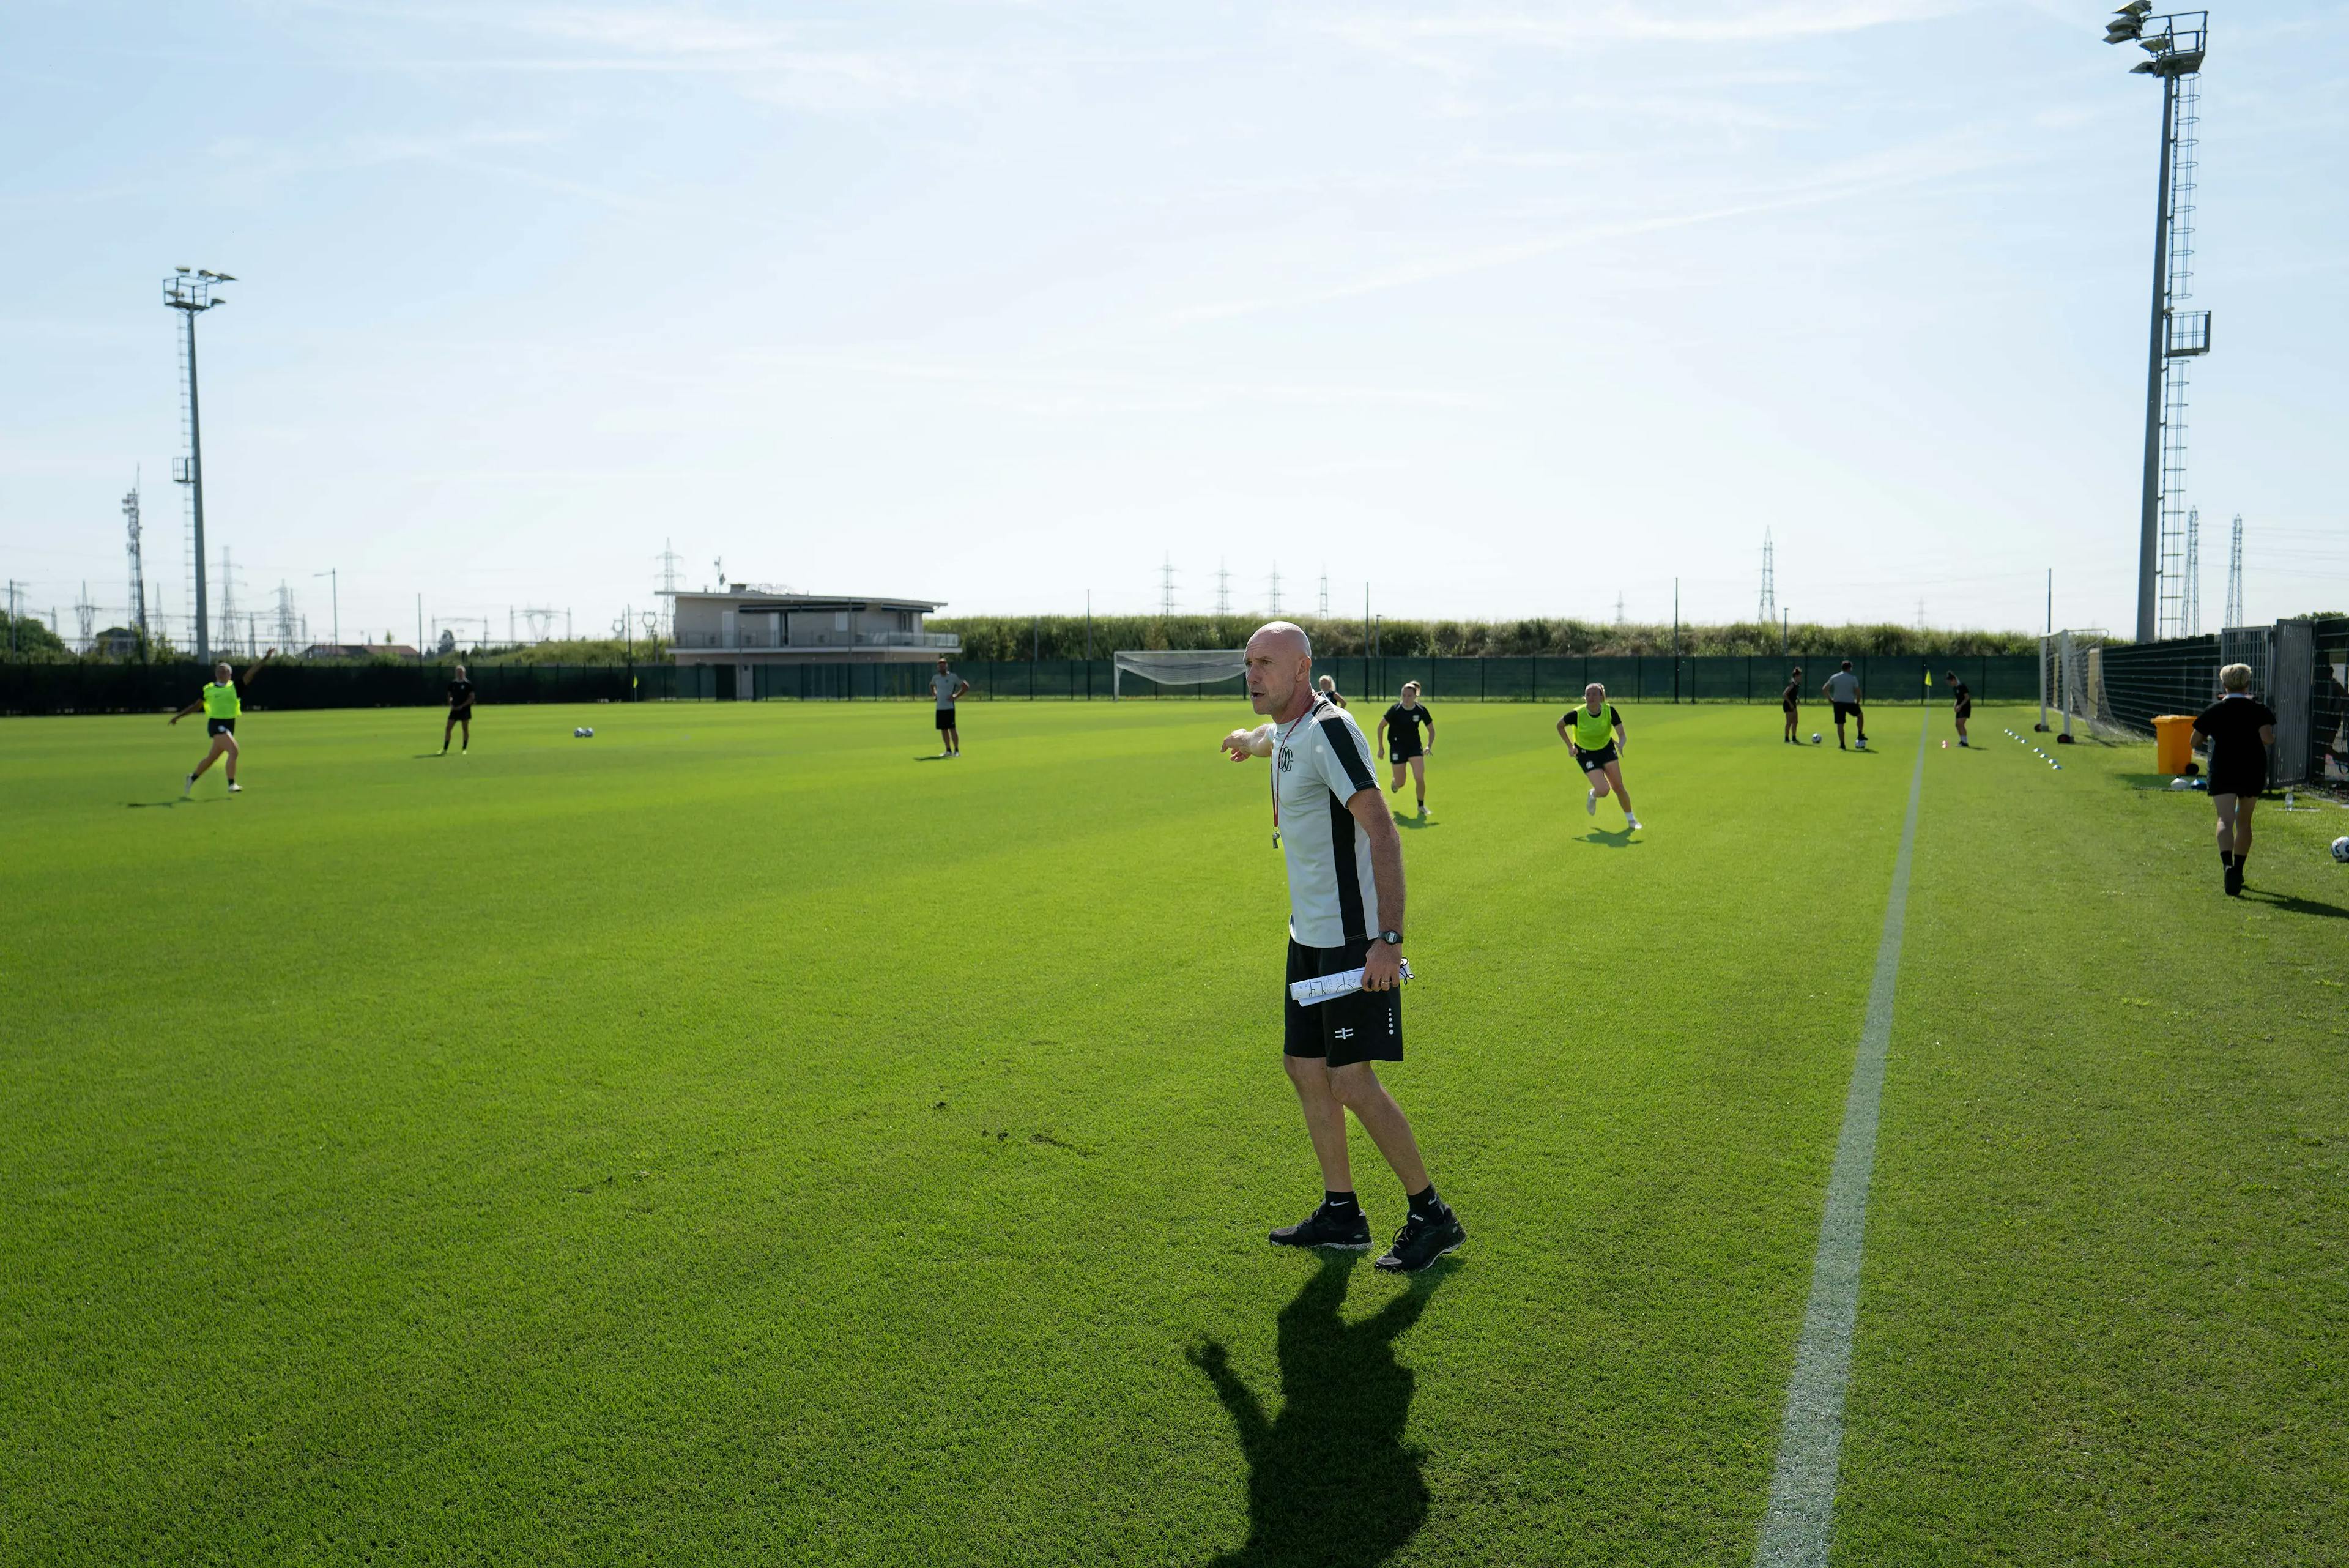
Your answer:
[3,1,2343,647]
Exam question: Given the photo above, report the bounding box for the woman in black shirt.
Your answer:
[1378,681,1434,817]
[1782,667,1803,744]
[2192,662,2277,896]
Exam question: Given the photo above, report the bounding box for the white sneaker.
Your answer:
[1625,815,1642,830]
[1586,789,1597,816]
[182,773,195,798]
[228,782,242,794]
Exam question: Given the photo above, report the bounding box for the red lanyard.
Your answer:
[1270,702,1321,847]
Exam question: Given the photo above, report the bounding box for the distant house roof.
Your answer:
[302,643,420,660]
[674,587,945,613]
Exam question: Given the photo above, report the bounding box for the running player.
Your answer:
[1559,683,1641,830]
[440,664,477,755]
[171,649,275,797]
[1316,673,1348,709]
[932,656,970,757]
[1822,661,1868,749]
[1377,682,1434,816]
[1945,669,1972,747]
[1220,622,1467,1273]
[2194,662,2277,897]
[1782,666,1803,743]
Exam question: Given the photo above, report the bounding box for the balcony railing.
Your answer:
[674,630,960,652]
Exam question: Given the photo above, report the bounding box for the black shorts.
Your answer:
[1284,938,1403,1069]
[206,718,236,738]
[448,707,473,723]
[935,708,957,731]
[1390,741,1422,764]
[1576,741,1619,772]
[2208,765,2266,799]
[1953,702,1971,720]
[1833,700,1863,724]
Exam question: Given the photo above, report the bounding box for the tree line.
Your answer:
[927,614,2050,662]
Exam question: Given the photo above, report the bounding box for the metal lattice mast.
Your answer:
[1757,529,1776,625]
[656,539,682,637]
[2181,506,2200,634]
[1215,559,1230,617]
[122,474,147,642]
[1318,567,1329,617]
[1267,565,1282,617]
[1159,555,1177,617]
[2223,511,2243,626]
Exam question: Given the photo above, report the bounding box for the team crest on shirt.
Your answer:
[1277,745,1294,773]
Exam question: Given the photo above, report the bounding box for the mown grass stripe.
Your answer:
[1753,718,1928,1567]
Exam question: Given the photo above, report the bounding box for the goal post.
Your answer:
[1111,650,1247,700]
[2041,630,2131,743]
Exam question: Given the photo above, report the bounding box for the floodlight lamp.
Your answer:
[2129,58,2158,71]
[176,266,191,273]
[2105,22,2140,42]
[2116,1,2151,16]
[216,273,236,282]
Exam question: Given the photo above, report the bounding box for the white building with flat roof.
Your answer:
[667,586,957,687]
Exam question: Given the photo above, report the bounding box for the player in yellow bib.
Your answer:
[170,650,275,797]
[1557,682,1641,830]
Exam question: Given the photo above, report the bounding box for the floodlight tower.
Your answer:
[163,268,234,660]
[1757,529,1776,625]
[2102,6,2210,643]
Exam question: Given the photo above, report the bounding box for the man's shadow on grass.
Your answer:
[1582,827,1638,847]
[1188,1252,1446,1567]
[2241,888,2349,921]
[1392,811,1436,830]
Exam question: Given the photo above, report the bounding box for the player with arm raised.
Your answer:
[171,649,275,797]
[1220,622,1466,1273]
[1557,683,1641,830]
[1376,682,1434,817]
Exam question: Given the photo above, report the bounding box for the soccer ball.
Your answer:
[573,727,585,737]
[2332,836,2349,864]
[1811,733,1821,745]
[584,727,594,738]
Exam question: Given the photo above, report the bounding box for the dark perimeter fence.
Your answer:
[5,654,2041,717]
[2087,619,2348,794]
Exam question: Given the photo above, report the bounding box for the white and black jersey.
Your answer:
[1274,698,1382,946]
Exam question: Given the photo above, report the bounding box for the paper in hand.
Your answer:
[1288,957,1413,1007]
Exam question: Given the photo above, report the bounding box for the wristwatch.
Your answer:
[1377,929,1403,946]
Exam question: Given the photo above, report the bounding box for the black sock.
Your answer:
[2221,850,2235,868]
[1406,1184,1442,1219]
[1321,1190,1358,1215]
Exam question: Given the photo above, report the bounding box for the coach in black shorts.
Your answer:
[1223,622,1466,1274]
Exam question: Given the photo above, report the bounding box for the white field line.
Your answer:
[1752,713,1928,1567]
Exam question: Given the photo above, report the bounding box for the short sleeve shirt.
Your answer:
[1824,671,1861,704]
[447,678,475,708]
[2193,695,2275,774]
[1274,700,1382,946]
[1947,679,1969,707]
[1382,702,1430,749]
[1782,681,1801,708]
[932,672,960,708]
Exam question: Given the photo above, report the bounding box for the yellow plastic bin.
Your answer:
[2154,713,2197,774]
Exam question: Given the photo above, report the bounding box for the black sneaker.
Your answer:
[2225,864,2244,897]
[1375,1208,1466,1273]
[1269,1206,1372,1250]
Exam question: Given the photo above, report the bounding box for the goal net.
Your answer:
[2039,630,2131,742]
[1113,650,1247,699]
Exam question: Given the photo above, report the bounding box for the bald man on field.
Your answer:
[1220,622,1467,1274]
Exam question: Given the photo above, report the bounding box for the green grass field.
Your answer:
[4,697,2344,1566]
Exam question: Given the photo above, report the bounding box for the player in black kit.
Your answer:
[441,665,478,755]
[1377,682,1434,817]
